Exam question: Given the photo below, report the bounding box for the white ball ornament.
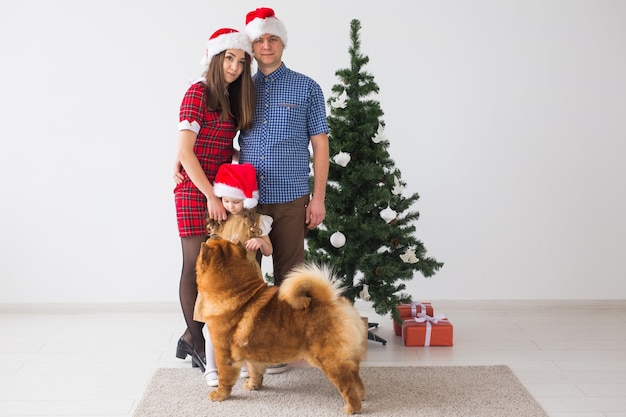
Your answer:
[330,231,346,248]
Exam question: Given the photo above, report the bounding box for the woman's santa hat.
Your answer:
[213,163,259,209]
[201,28,252,68]
[244,7,288,47]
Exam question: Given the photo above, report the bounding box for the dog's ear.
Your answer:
[223,240,247,260]
[198,239,228,271]
[196,242,210,272]
[199,241,210,259]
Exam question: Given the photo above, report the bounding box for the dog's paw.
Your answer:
[208,389,230,402]
[243,377,263,391]
[343,404,361,415]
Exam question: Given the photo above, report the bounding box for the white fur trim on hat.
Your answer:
[201,29,252,68]
[244,8,288,47]
[213,183,259,209]
[213,163,260,209]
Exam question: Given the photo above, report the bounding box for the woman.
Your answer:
[174,28,255,373]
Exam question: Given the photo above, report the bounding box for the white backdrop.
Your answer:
[1,0,625,303]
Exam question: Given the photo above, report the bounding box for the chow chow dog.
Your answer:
[195,235,367,414]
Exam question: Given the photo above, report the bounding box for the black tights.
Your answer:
[179,235,206,357]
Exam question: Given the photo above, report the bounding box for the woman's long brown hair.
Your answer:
[202,51,256,130]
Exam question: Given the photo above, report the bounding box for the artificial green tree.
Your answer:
[305,19,443,324]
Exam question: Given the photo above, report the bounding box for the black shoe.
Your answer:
[175,337,194,360]
[191,350,206,373]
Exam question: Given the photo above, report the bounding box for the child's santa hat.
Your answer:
[213,163,259,209]
[201,28,252,68]
[244,7,288,47]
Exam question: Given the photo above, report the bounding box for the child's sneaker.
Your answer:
[266,363,288,374]
[204,369,218,387]
[240,366,249,378]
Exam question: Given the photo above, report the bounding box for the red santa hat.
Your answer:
[213,163,259,209]
[244,7,288,47]
[201,28,252,68]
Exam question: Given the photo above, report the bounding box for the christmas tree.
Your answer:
[305,19,443,323]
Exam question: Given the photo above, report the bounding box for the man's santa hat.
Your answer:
[213,163,259,209]
[201,28,252,68]
[244,7,288,47]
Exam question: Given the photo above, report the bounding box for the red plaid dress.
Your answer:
[174,81,236,237]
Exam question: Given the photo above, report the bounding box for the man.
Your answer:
[239,7,330,374]
[240,8,329,286]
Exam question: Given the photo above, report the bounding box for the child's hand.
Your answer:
[244,238,262,251]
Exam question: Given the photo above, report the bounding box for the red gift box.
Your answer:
[402,314,453,346]
[393,302,434,336]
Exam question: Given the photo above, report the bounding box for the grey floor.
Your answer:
[1,300,625,417]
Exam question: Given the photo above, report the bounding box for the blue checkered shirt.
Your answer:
[239,63,329,204]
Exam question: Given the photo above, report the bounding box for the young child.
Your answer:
[194,163,273,386]
[208,162,273,271]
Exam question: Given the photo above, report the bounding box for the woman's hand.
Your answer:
[173,160,184,184]
[206,194,227,222]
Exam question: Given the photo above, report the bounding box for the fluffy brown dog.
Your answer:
[195,235,367,414]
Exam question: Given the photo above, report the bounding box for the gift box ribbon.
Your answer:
[412,313,449,347]
[410,302,429,317]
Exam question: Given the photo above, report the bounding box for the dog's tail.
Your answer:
[278,263,345,309]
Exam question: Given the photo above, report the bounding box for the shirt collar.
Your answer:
[257,62,287,81]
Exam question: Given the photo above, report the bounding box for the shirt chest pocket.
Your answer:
[277,102,307,127]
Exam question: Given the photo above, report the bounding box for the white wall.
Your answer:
[1,0,625,303]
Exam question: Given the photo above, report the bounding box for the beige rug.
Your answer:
[133,365,547,417]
